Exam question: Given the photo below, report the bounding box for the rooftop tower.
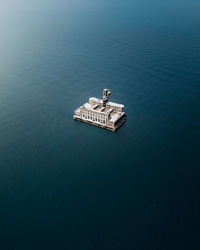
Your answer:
[103,89,111,107]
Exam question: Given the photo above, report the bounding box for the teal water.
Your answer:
[0,1,200,249]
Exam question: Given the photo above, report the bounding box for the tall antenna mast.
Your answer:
[103,89,111,107]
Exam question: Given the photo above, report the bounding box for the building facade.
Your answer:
[74,89,126,131]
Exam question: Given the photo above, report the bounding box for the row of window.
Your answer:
[82,115,106,124]
[83,112,105,118]
[82,113,105,119]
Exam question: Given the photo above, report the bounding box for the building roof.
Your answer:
[83,103,92,110]
[107,101,124,108]
[89,97,124,108]
[110,113,121,123]
[89,97,103,104]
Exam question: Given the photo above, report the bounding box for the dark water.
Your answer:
[0,1,200,249]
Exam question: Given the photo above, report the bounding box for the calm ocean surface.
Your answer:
[0,1,200,249]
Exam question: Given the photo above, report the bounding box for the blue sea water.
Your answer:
[0,1,200,249]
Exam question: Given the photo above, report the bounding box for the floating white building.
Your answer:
[73,89,126,131]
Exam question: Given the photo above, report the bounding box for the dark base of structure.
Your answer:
[74,117,126,132]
